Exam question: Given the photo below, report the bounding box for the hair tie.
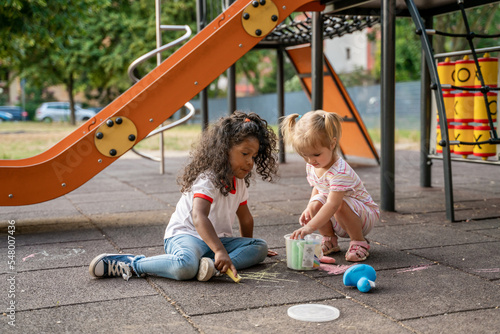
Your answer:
[244,118,251,122]
[297,115,302,120]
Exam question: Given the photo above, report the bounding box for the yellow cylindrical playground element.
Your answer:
[436,124,454,153]
[473,126,497,160]
[474,53,498,88]
[474,92,497,124]
[437,93,455,123]
[438,57,455,90]
[453,125,474,158]
[455,56,475,88]
[455,92,474,123]
[444,93,455,122]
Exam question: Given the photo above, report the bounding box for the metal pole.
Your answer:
[227,65,236,114]
[380,0,396,212]
[420,16,433,187]
[226,0,236,114]
[277,48,286,163]
[156,0,165,174]
[196,0,209,129]
[311,11,323,110]
[435,46,500,59]
[404,0,454,221]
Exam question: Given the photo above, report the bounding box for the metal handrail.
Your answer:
[128,23,193,163]
[131,102,196,162]
[146,102,196,138]
[127,25,192,82]
[434,46,500,60]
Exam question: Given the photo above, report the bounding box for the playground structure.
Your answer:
[284,43,379,161]
[1,0,499,223]
[0,0,378,207]
[128,3,380,169]
[1,0,321,206]
[405,0,500,221]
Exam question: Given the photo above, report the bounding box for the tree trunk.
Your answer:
[67,72,76,125]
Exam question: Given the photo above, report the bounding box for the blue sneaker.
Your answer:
[89,254,135,281]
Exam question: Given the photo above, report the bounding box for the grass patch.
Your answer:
[133,125,281,152]
[0,122,76,159]
[368,128,420,146]
[134,124,202,152]
[0,121,420,160]
[0,121,204,160]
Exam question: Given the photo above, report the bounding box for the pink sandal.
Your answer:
[322,236,340,255]
[345,240,370,262]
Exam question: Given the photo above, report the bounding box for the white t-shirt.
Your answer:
[164,174,248,240]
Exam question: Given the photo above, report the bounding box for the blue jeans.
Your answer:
[131,235,268,280]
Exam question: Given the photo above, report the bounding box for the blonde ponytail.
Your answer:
[323,111,343,143]
[280,110,343,155]
[280,113,300,145]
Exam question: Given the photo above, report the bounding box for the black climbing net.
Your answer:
[260,13,380,47]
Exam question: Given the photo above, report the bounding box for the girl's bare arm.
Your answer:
[236,203,253,238]
[292,191,345,239]
[192,197,234,274]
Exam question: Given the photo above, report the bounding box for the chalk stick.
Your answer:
[320,256,336,264]
[226,268,242,283]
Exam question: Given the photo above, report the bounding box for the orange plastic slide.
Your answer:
[286,44,379,162]
[1,0,324,206]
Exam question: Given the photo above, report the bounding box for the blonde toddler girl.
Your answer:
[281,110,379,262]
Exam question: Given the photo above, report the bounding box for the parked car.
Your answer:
[0,106,28,121]
[87,106,104,114]
[0,111,14,122]
[35,102,95,122]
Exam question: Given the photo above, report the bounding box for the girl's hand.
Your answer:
[214,251,236,276]
[290,225,314,240]
[267,249,278,257]
[299,209,312,226]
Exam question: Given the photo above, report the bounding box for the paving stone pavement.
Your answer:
[1,150,499,333]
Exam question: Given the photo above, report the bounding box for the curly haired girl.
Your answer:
[281,110,379,262]
[89,111,279,281]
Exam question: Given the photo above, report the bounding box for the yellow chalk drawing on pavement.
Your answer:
[238,263,298,283]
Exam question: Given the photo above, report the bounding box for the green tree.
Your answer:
[1,0,105,124]
[1,0,197,124]
[84,0,197,103]
[434,4,500,56]
[371,18,422,83]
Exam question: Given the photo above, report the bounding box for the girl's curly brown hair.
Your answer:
[179,111,279,196]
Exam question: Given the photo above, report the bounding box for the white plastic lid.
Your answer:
[287,304,340,322]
